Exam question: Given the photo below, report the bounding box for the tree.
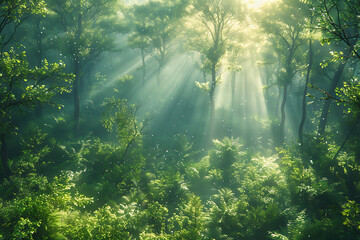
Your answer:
[316,0,359,58]
[0,0,73,179]
[101,97,144,163]
[48,0,121,136]
[299,4,315,144]
[187,0,242,124]
[0,49,73,178]
[129,0,188,85]
[317,55,351,136]
[127,4,150,85]
[259,0,306,144]
[0,0,47,52]
[314,0,359,136]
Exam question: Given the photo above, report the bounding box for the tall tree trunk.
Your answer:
[279,82,289,144]
[141,47,146,85]
[35,18,44,117]
[202,69,207,83]
[73,13,82,136]
[230,71,236,133]
[36,19,43,66]
[157,63,162,86]
[209,63,216,127]
[317,61,348,136]
[276,86,282,116]
[1,134,10,179]
[74,59,80,136]
[299,37,313,144]
[231,71,236,113]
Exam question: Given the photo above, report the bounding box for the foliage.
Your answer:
[147,170,189,209]
[0,173,92,240]
[102,97,141,146]
[76,138,145,207]
[0,0,47,49]
[342,200,360,230]
[276,140,360,239]
[169,194,205,239]
[48,0,121,60]
[209,137,243,187]
[258,0,307,85]
[128,0,188,71]
[0,49,73,135]
[2,1,360,240]
[316,0,359,57]
[336,78,360,114]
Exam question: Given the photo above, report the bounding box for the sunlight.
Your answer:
[245,0,277,9]
[214,61,270,142]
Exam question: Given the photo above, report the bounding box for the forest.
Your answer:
[1,0,360,239]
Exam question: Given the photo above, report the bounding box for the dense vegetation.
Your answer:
[1,0,360,239]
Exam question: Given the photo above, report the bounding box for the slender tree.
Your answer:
[0,0,73,179]
[0,50,73,178]
[259,0,306,144]
[299,8,315,144]
[187,0,242,124]
[315,0,359,136]
[0,1,47,52]
[127,4,150,85]
[48,0,120,136]
[128,0,188,85]
[317,0,359,58]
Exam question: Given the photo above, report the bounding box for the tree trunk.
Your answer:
[73,14,82,136]
[157,63,162,86]
[141,48,146,85]
[317,61,348,136]
[74,59,80,136]
[279,82,289,144]
[299,37,313,144]
[230,71,236,133]
[231,71,236,113]
[209,63,216,126]
[36,18,43,66]
[1,134,10,179]
[202,69,207,83]
[35,18,44,117]
[276,86,282,116]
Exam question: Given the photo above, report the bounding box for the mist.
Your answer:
[1,0,360,239]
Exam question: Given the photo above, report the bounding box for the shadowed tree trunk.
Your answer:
[35,18,43,66]
[34,17,44,117]
[1,134,10,179]
[73,58,80,136]
[279,82,289,144]
[275,86,281,116]
[73,13,82,136]
[210,62,216,128]
[299,36,313,144]
[317,61,348,136]
[278,33,298,145]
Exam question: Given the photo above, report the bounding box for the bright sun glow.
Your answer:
[246,0,276,9]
